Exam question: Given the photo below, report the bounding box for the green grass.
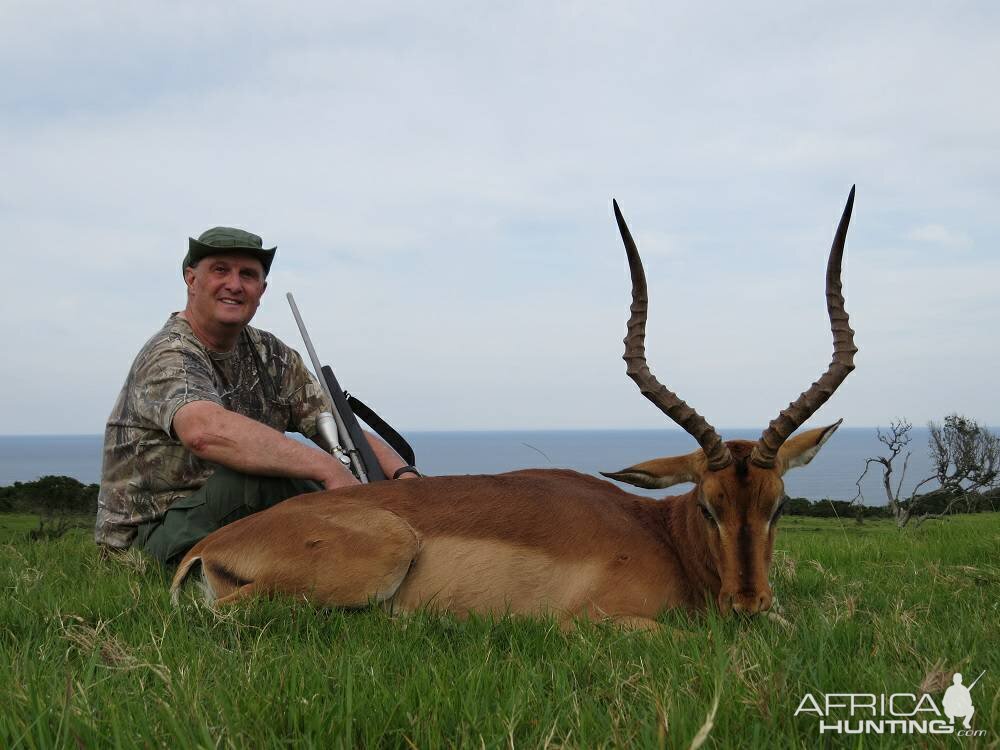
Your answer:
[1,514,998,748]
[0,513,48,537]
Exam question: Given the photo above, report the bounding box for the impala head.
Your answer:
[602,188,858,616]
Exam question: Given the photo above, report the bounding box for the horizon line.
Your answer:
[0,424,965,439]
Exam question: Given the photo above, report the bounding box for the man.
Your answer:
[95,227,418,564]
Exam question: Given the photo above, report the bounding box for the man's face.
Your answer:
[184,253,267,331]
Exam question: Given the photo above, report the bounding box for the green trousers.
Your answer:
[136,467,321,566]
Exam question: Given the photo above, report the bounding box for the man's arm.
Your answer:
[364,431,419,479]
[174,401,358,490]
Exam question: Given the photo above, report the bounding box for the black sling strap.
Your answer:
[346,393,417,468]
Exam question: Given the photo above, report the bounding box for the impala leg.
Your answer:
[213,581,262,606]
[608,615,663,632]
[172,504,421,608]
[610,616,697,641]
[558,613,663,633]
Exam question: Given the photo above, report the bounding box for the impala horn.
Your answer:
[613,200,732,471]
[750,186,858,469]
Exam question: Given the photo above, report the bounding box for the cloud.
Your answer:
[1,1,999,433]
[906,224,971,247]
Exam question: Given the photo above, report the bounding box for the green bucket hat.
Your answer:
[183,227,277,277]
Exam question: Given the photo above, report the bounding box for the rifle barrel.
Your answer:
[286,293,369,482]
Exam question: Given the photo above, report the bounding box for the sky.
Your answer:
[2,1,998,435]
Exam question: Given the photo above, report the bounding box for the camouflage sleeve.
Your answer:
[132,337,223,436]
[282,348,333,438]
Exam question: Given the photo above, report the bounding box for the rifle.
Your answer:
[286,293,415,483]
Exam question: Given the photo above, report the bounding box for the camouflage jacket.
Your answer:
[95,314,329,548]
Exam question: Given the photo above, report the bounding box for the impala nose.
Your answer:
[719,589,773,615]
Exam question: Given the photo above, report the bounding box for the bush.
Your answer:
[0,476,98,516]
[784,496,891,519]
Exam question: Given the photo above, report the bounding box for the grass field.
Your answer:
[1,512,998,748]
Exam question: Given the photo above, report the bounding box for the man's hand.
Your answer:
[316,463,360,491]
[174,400,359,488]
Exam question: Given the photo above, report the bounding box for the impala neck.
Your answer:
[660,491,722,604]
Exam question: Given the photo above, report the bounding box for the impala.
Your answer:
[171,188,859,630]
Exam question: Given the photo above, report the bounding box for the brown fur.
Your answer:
[170,425,840,626]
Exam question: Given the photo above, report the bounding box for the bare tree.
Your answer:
[854,415,1000,528]
[854,419,928,527]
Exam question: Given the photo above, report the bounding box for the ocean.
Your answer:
[0,428,938,504]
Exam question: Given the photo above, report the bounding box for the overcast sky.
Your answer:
[2,1,997,435]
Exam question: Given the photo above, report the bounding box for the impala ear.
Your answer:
[778,419,842,473]
[601,451,705,489]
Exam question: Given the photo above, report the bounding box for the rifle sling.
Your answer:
[347,394,417,467]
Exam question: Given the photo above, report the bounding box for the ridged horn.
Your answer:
[613,199,732,471]
[751,186,859,469]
